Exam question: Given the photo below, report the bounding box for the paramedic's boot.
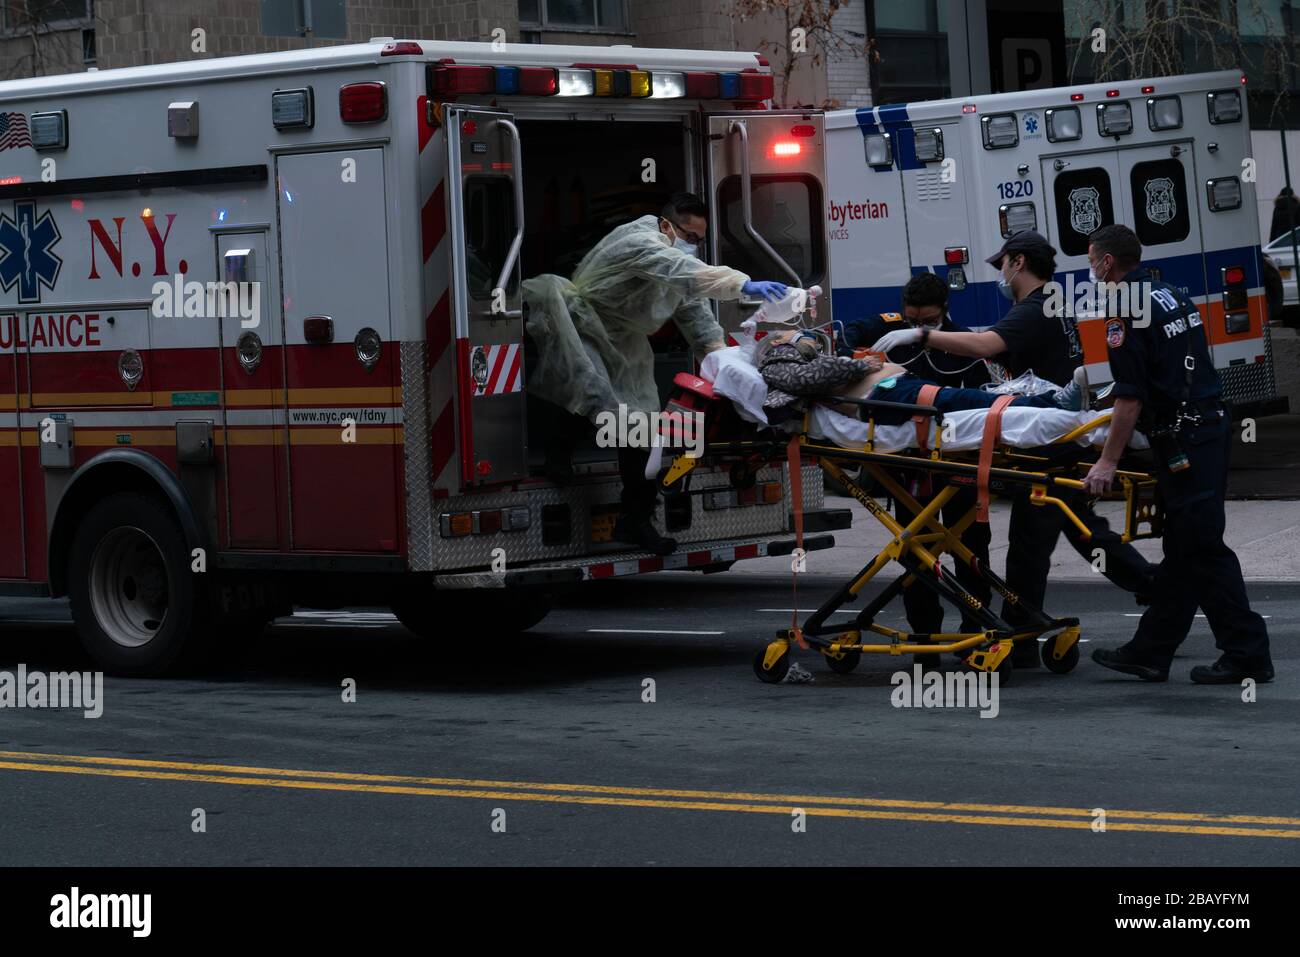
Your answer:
[1090,645,1169,682]
[614,516,677,556]
[1051,366,1090,412]
[1190,656,1274,684]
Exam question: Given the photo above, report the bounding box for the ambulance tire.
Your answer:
[68,492,214,677]
[391,590,551,638]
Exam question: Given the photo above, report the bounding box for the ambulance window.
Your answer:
[1130,159,1190,246]
[716,174,824,286]
[462,175,517,300]
[1051,167,1115,257]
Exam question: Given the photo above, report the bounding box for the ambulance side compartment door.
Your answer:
[443,105,527,486]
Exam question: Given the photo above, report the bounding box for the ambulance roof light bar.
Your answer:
[426,62,768,101]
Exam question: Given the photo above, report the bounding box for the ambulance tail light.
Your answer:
[474,510,503,535]
[1222,264,1250,332]
[769,140,801,158]
[557,68,594,96]
[944,246,969,265]
[685,72,720,98]
[29,110,68,149]
[339,82,387,122]
[998,202,1037,238]
[791,124,816,137]
[913,127,944,162]
[1208,89,1243,124]
[429,65,493,96]
[650,71,686,98]
[439,512,474,538]
[519,67,559,96]
[1206,176,1242,211]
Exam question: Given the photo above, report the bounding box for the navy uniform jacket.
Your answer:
[838,312,990,389]
[1104,267,1222,430]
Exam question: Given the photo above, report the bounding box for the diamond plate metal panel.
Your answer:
[401,340,436,571]
[1219,323,1277,407]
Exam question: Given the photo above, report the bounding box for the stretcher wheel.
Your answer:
[823,648,861,674]
[753,645,791,684]
[1041,638,1080,674]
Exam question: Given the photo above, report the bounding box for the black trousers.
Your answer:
[1002,487,1156,630]
[1125,417,1271,668]
[617,447,658,523]
[894,484,992,635]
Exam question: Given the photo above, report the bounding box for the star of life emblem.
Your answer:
[0,200,62,304]
[1067,186,1102,236]
[1144,177,1176,226]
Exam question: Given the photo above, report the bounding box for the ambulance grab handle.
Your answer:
[493,117,525,318]
[727,120,802,288]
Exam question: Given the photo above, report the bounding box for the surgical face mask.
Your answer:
[997,263,1021,300]
[662,219,698,257]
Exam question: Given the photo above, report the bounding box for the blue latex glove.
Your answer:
[742,280,789,302]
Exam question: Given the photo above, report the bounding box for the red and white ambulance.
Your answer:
[0,39,841,674]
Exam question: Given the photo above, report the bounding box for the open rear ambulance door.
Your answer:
[705,112,831,335]
[443,105,527,486]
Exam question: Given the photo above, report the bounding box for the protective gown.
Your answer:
[522,215,750,420]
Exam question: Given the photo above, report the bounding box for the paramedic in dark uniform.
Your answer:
[1084,225,1273,683]
[842,273,992,655]
[872,231,1157,667]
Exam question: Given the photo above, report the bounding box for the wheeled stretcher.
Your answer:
[658,364,1164,684]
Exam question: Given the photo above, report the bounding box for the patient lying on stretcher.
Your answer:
[756,331,1086,426]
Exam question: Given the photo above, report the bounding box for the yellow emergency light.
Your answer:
[593,70,614,96]
[629,70,651,97]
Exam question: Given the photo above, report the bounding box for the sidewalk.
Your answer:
[730,495,1300,582]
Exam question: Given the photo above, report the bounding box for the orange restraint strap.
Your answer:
[975,394,1016,523]
[910,384,942,499]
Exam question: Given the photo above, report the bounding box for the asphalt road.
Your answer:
[1,574,1297,866]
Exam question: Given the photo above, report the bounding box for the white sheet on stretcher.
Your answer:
[697,345,1149,453]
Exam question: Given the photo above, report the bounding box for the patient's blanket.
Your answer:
[699,346,1148,452]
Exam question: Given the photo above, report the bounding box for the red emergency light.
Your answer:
[1224,265,1246,285]
[380,41,423,56]
[1070,93,1085,101]
[790,124,816,137]
[1141,85,1155,94]
[340,82,387,122]
[770,140,801,158]
[961,104,977,113]
[1106,89,1121,97]
[944,246,969,265]
[430,64,494,95]
[685,72,721,98]
[519,66,559,96]
[737,71,774,101]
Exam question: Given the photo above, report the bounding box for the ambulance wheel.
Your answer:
[824,649,861,674]
[1041,638,1080,674]
[753,645,790,683]
[68,492,212,677]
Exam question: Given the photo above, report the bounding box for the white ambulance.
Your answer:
[0,39,842,674]
[825,69,1286,416]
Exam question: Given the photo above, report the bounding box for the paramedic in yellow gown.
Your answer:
[523,192,788,555]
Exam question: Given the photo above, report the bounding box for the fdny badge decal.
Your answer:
[1105,318,1126,348]
[1067,186,1102,236]
[1144,177,1176,226]
[0,200,62,304]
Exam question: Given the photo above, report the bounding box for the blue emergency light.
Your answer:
[718,73,741,99]
[494,66,520,95]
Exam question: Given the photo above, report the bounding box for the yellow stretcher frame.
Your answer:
[663,405,1162,685]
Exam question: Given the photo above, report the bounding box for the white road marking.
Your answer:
[587,629,725,636]
[1122,613,1271,619]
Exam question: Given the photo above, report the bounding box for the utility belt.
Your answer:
[1146,397,1225,473]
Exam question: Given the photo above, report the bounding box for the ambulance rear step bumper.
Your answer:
[432,532,837,589]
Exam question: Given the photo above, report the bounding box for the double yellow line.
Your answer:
[1,749,1297,839]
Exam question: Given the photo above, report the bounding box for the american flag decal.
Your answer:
[0,113,32,152]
